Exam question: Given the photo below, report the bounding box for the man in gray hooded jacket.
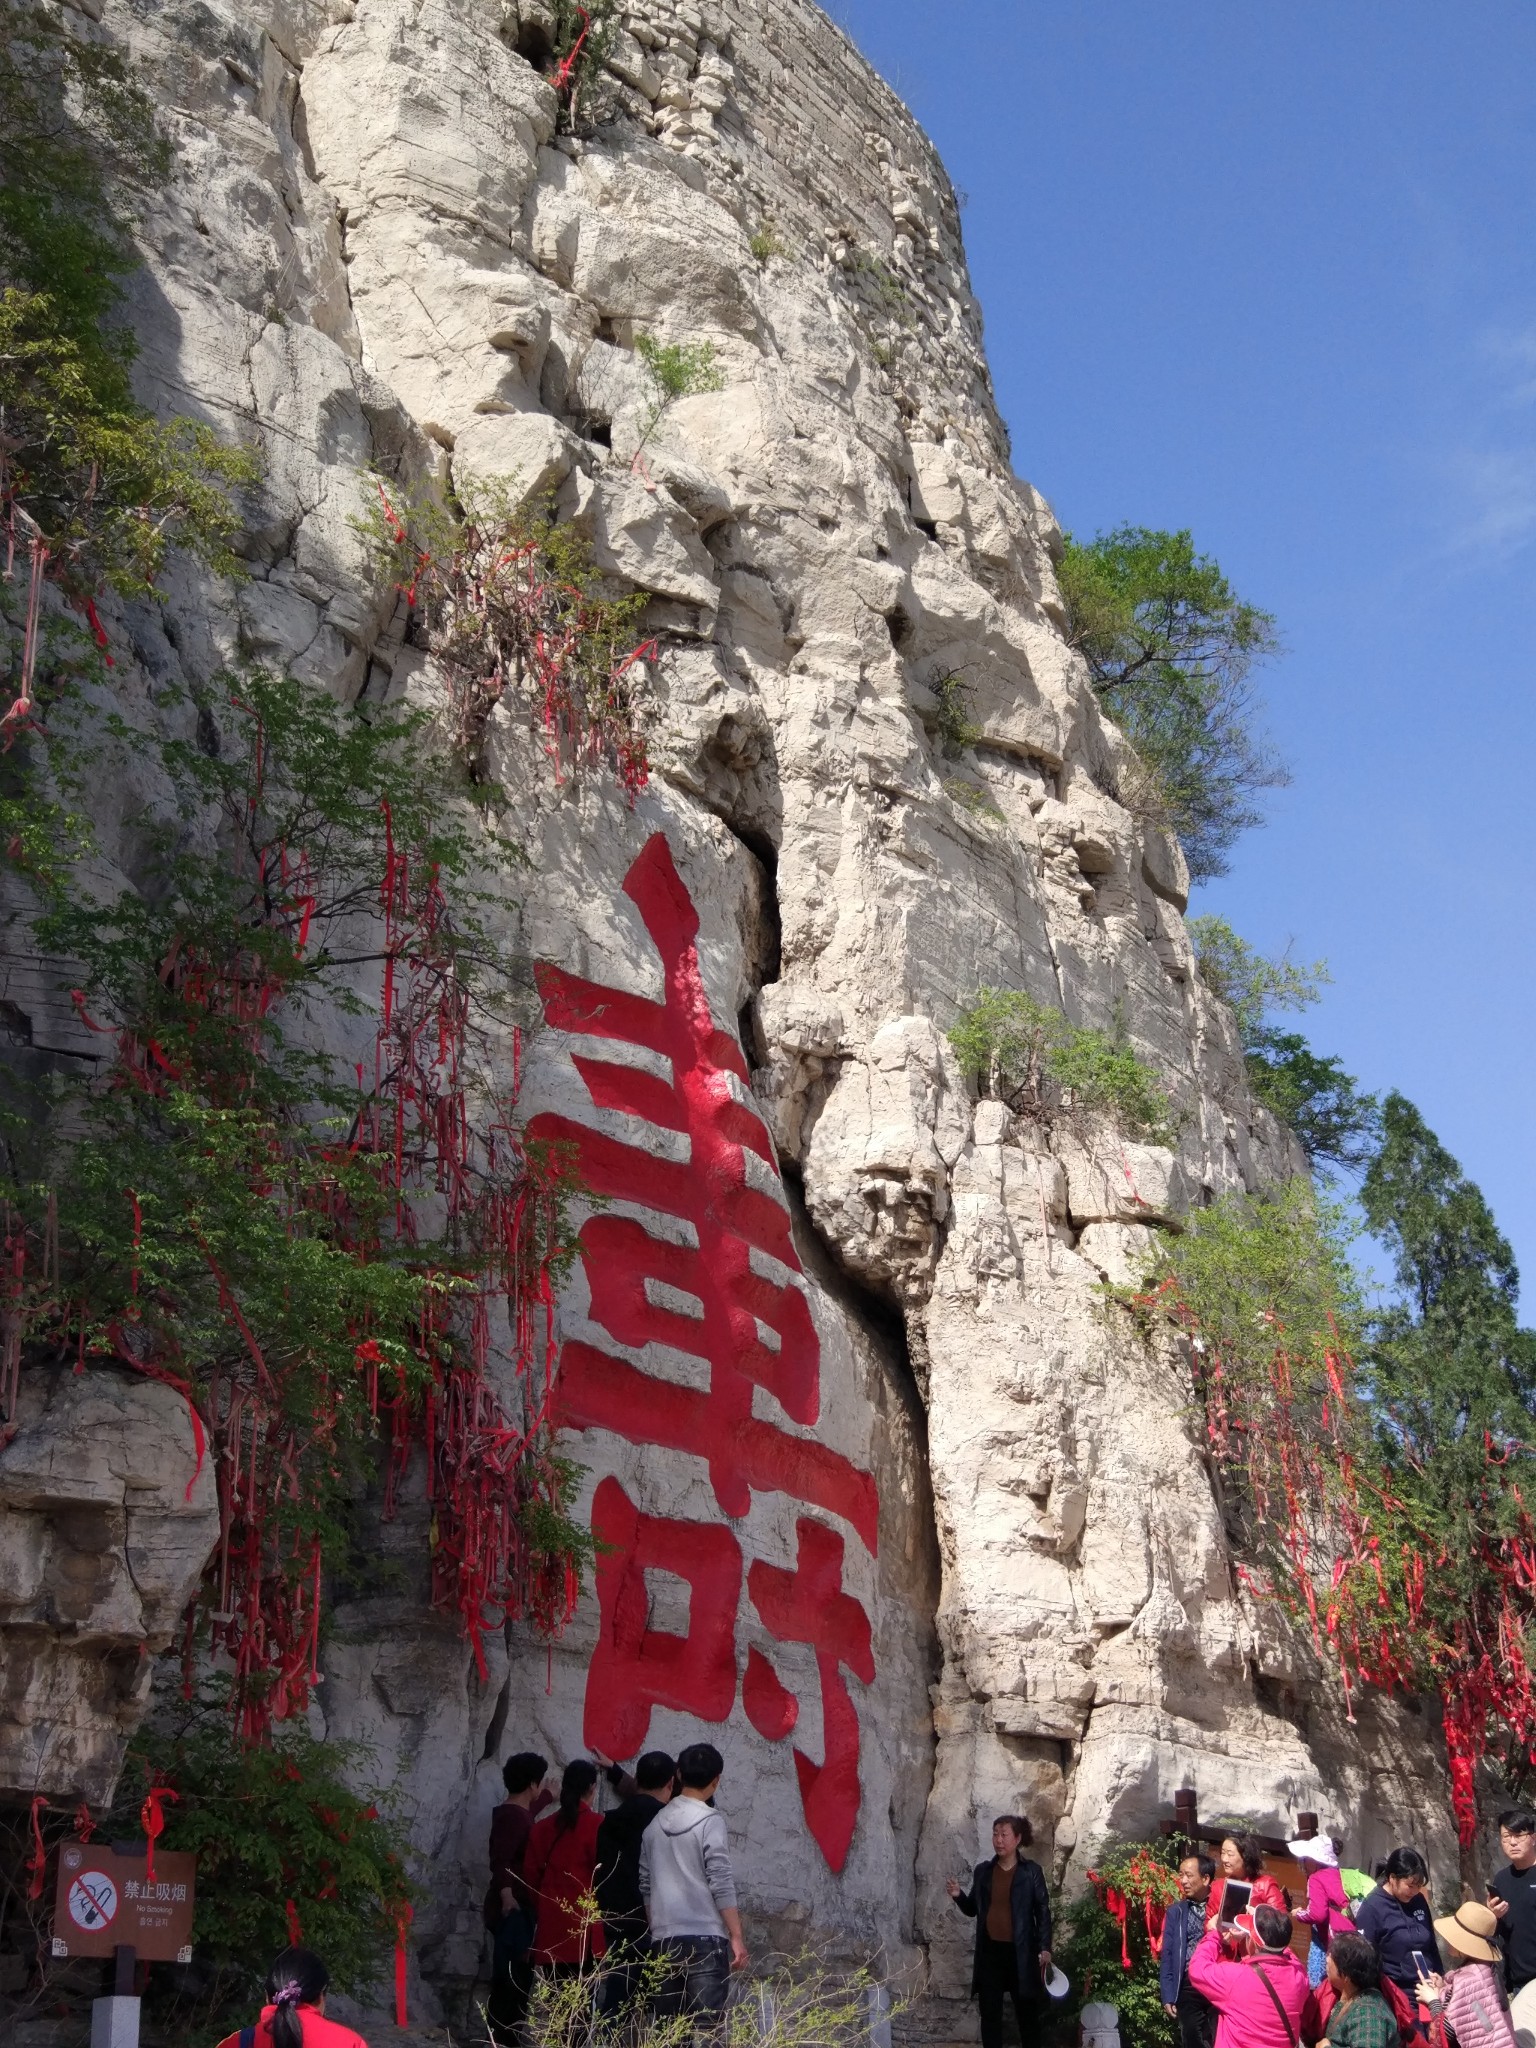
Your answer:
[639,1741,748,2019]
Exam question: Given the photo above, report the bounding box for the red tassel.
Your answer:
[1104,1885,1132,1969]
[26,1795,46,1900]
[141,1784,177,1884]
[84,596,115,667]
[394,1902,413,2026]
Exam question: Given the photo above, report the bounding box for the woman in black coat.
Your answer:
[948,1814,1054,2048]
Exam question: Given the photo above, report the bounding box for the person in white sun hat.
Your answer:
[1286,1834,1355,1988]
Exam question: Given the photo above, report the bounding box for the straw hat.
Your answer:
[1433,1901,1501,1965]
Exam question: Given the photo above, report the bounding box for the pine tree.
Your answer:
[1359,1093,1536,1471]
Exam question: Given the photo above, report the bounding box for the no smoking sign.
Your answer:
[53,1844,196,1961]
[67,1870,118,1931]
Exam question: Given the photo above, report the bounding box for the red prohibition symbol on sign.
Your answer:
[67,1871,118,1931]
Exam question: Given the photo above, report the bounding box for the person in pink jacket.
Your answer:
[1286,1836,1356,1989]
[1420,1901,1519,2048]
[1189,1907,1312,2048]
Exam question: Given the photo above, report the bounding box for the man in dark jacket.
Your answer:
[594,1750,676,2013]
[486,1751,550,2045]
[947,1814,1053,2048]
[1161,1854,1218,2048]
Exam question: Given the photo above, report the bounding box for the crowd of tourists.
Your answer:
[214,1780,1536,2048]
[484,1742,747,2043]
[1147,1809,1536,2048]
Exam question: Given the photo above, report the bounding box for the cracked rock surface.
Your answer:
[0,0,1453,2035]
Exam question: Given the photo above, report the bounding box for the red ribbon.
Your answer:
[285,1897,303,1945]
[394,1902,413,2026]
[141,1784,177,1884]
[26,1795,47,1900]
[1146,1893,1166,1957]
[84,597,115,667]
[1104,1885,1132,1969]
[551,7,590,92]
[74,1803,95,1843]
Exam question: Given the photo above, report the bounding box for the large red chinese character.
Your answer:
[584,1476,742,1758]
[742,1518,874,1873]
[528,834,878,1555]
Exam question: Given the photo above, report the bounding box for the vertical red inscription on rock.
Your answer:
[528,834,879,1871]
[745,1518,876,1873]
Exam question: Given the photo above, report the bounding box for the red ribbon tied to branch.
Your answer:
[393,1902,413,2026]
[141,1784,177,1885]
[285,1898,303,1946]
[1104,1886,1132,1969]
[1146,1894,1167,1957]
[26,1795,47,1900]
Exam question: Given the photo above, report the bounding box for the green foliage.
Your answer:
[0,0,168,342]
[1,667,589,1721]
[943,775,1002,819]
[1354,1098,1536,1805]
[1133,1181,1367,1575]
[1053,1843,1179,2048]
[107,1682,413,2008]
[0,3,256,601]
[1058,526,1286,881]
[949,988,1177,1144]
[1188,915,1327,1040]
[1189,915,1379,1173]
[1244,1031,1382,1173]
[848,248,914,327]
[364,474,653,791]
[1141,1179,1366,1375]
[749,222,786,264]
[547,0,622,129]
[635,330,726,448]
[1360,1093,1536,1471]
[931,669,981,755]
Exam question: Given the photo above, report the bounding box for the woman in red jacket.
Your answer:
[215,1949,369,2048]
[524,1759,606,1974]
[1209,1834,1289,1926]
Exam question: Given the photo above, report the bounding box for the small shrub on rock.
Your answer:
[950,988,1177,1144]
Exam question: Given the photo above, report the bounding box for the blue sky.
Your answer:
[830,0,1536,1301]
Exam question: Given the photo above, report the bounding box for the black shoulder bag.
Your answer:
[1250,1960,1300,2048]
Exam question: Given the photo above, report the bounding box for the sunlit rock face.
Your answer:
[1,0,1451,2034]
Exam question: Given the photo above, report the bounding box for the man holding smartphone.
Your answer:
[1488,1807,1536,2046]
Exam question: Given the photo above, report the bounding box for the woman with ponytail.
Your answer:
[214,1948,369,2048]
[523,1759,607,1973]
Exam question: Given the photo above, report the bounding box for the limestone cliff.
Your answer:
[0,0,1453,2035]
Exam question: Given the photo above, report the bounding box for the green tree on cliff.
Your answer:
[1188,915,1380,1172]
[1058,524,1286,881]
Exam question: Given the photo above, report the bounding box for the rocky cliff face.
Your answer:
[1,0,1453,2033]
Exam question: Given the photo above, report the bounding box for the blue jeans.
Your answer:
[651,1935,731,2020]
